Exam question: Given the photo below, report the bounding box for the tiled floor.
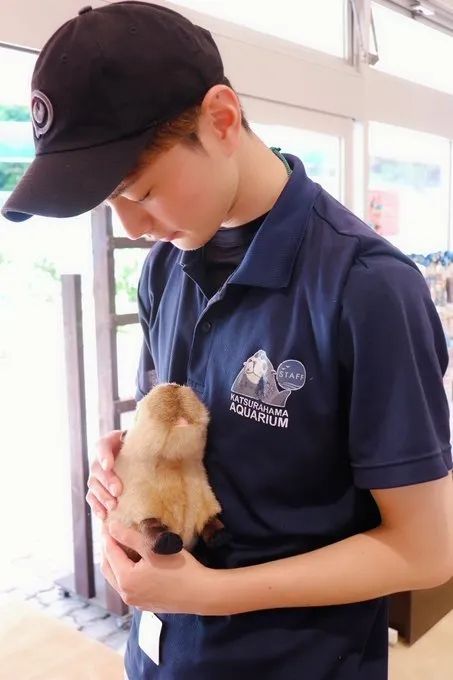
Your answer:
[0,551,130,655]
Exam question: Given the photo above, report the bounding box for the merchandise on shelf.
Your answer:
[409,251,453,402]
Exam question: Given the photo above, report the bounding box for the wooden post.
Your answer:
[92,205,121,434]
[91,205,150,616]
[91,205,129,616]
[60,274,95,599]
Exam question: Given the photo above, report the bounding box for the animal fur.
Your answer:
[104,383,224,561]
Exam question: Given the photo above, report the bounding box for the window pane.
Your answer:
[0,46,36,106]
[112,206,126,237]
[251,121,342,200]
[117,323,144,400]
[0,122,34,161]
[368,122,450,254]
[0,192,97,561]
[174,0,346,57]
[114,247,150,314]
[121,409,137,431]
[371,3,453,94]
[0,47,36,190]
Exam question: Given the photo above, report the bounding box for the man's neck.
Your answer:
[221,134,291,228]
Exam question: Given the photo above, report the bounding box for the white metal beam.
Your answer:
[375,0,453,34]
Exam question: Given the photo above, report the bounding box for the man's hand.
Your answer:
[86,430,125,520]
[101,520,219,616]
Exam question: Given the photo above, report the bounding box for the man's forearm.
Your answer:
[207,526,452,616]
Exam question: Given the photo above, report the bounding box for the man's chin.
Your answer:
[173,241,197,252]
[173,235,208,251]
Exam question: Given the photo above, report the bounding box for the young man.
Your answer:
[3,3,453,679]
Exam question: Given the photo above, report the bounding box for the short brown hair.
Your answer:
[110,77,251,199]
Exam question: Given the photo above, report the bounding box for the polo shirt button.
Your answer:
[201,320,212,333]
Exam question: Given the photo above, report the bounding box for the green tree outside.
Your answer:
[0,104,31,122]
[0,162,30,190]
[0,105,32,189]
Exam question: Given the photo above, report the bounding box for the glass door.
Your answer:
[241,95,354,209]
[368,121,451,255]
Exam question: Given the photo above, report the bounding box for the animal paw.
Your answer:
[154,531,183,555]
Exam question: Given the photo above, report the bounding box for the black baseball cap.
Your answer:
[1,1,224,222]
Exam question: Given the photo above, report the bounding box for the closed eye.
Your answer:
[138,189,152,204]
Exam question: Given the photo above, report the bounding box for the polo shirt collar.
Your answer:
[179,154,321,290]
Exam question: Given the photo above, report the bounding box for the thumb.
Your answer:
[108,520,144,558]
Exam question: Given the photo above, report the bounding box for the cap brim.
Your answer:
[1,126,158,222]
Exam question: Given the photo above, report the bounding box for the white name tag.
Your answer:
[138,611,163,666]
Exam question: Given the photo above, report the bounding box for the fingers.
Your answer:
[86,430,125,518]
[97,430,124,472]
[88,459,123,498]
[87,478,118,513]
[86,491,108,520]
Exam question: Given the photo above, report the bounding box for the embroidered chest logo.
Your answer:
[230,350,306,428]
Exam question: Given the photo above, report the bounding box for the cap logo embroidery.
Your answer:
[31,90,54,138]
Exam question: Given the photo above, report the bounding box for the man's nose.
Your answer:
[109,198,155,239]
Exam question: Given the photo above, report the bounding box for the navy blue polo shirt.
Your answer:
[124,153,452,680]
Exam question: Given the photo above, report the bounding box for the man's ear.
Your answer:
[201,85,242,145]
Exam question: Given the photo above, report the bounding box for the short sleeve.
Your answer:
[135,256,157,402]
[135,341,156,402]
[339,256,452,489]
